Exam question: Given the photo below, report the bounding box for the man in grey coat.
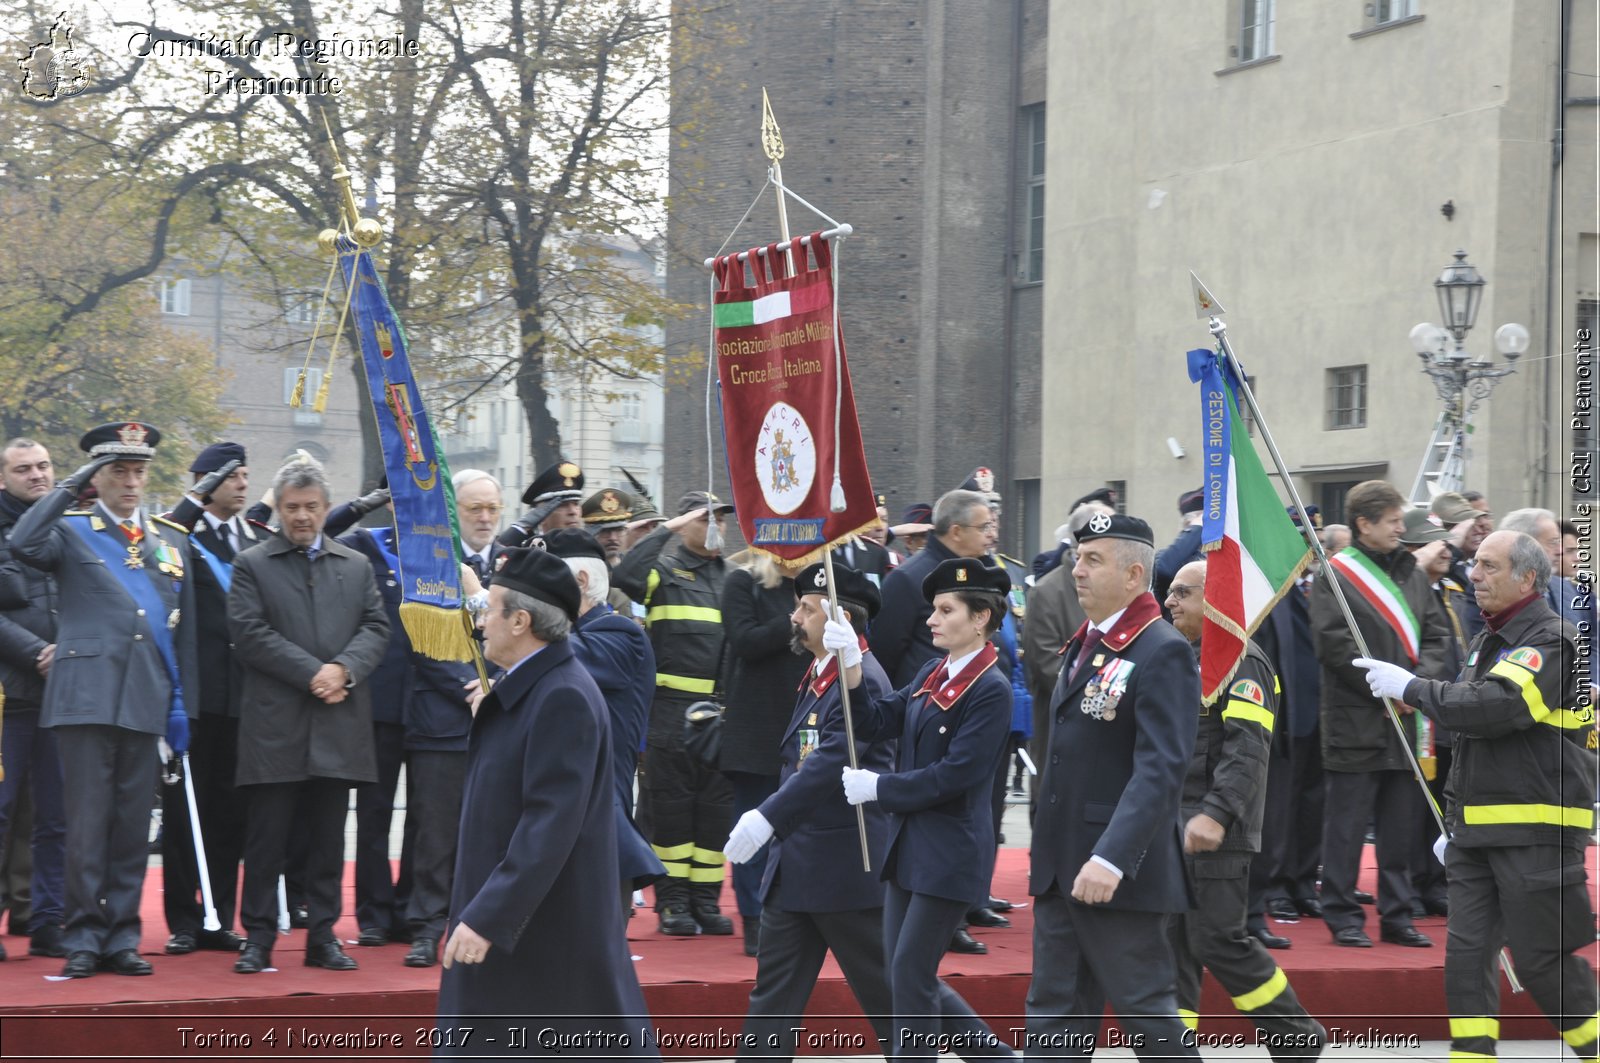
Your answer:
[228,456,389,975]
[7,422,200,978]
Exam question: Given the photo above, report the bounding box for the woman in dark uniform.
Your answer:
[829,556,1017,1063]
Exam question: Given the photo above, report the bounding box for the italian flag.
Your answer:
[1194,355,1313,704]
[714,283,831,328]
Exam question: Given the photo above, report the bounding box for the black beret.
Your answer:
[900,502,932,524]
[521,460,585,507]
[1075,511,1155,548]
[1177,488,1205,515]
[1287,504,1322,530]
[189,441,246,474]
[581,487,634,528]
[80,421,161,459]
[794,561,882,619]
[1070,486,1117,511]
[921,556,1011,602]
[541,527,607,563]
[490,546,582,620]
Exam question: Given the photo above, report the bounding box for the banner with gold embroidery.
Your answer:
[710,233,875,563]
[337,236,469,661]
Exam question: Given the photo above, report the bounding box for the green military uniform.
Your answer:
[1170,639,1323,1059]
[1404,595,1599,1062]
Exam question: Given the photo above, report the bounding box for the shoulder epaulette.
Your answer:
[63,509,91,517]
[151,515,188,535]
[998,552,1023,566]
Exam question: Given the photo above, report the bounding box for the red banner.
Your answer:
[711,234,875,562]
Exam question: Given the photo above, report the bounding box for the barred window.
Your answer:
[1325,365,1367,430]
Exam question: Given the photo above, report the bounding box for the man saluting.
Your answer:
[8,422,199,978]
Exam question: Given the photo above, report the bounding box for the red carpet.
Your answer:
[0,849,1594,1059]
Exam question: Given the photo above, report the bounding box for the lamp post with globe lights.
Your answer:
[1406,249,1528,502]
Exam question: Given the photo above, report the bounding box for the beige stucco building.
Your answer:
[1042,0,1596,536]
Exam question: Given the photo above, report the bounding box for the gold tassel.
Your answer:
[311,372,331,413]
[289,370,307,409]
[399,601,476,662]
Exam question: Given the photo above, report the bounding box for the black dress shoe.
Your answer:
[403,938,437,968]
[1423,896,1449,917]
[1380,925,1433,948]
[288,904,310,929]
[234,943,271,974]
[987,896,1015,912]
[62,950,99,978]
[1409,899,1427,920]
[304,940,359,970]
[948,928,988,955]
[165,932,198,955]
[1250,926,1292,950]
[1353,889,1376,905]
[356,927,389,947]
[29,925,66,958]
[1265,898,1300,922]
[1332,927,1373,948]
[1294,897,1324,919]
[101,949,153,975]
[198,929,244,952]
[967,907,1012,929]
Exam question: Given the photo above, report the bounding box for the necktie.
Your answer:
[120,520,143,545]
[1071,628,1105,682]
[304,545,319,562]
[215,521,233,559]
[471,553,489,580]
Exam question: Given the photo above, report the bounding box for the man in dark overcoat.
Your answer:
[437,547,657,1060]
[8,422,200,978]
[227,456,389,975]
[1024,513,1199,1059]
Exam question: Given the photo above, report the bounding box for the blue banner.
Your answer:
[338,237,469,661]
[1187,347,1233,552]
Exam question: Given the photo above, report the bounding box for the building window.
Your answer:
[286,293,317,325]
[1107,480,1127,515]
[1020,105,1046,283]
[1369,0,1415,25]
[158,278,191,316]
[1325,365,1367,430]
[282,367,324,426]
[1235,0,1275,63]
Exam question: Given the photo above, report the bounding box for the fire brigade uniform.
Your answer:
[1170,639,1323,1059]
[612,522,732,934]
[1402,595,1599,1062]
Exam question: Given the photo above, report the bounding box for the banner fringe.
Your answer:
[399,602,475,663]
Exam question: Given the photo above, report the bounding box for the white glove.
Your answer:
[822,604,863,669]
[1432,833,1449,866]
[842,766,879,806]
[1352,657,1417,702]
[724,809,775,864]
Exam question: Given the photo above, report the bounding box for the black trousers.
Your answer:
[1170,856,1322,1062]
[1025,886,1198,1060]
[162,714,246,935]
[354,721,412,933]
[882,882,1014,1063]
[240,779,349,949]
[640,718,732,901]
[1444,843,1599,1060]
[1255,733,1323,910]
[1319,768,1419,935]
[404,749,467,939]
[57,725,159,956]
[738,901,894,1060]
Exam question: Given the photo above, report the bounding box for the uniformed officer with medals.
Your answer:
[827,556,1018,1063]
[8,422,199,978]
[724,562,896,1061]
[1024,512,1200,1059]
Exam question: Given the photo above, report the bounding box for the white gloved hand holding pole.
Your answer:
[822,603,862,669]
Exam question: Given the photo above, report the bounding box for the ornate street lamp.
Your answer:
[1407,249,1527,501]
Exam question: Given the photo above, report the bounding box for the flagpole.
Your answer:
[1206,313,1523,992]
[762,89,871,873]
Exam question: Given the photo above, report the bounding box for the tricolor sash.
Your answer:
[189,533,232,594]
[1327,547,1420,664]
[65,515,184,713]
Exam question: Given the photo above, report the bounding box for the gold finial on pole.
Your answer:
[760,87,785,162]
[318,106,383,248]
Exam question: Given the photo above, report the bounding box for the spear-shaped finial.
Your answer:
[761,87,785,163]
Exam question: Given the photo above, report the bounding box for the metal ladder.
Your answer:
[1409,411,1468,504]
